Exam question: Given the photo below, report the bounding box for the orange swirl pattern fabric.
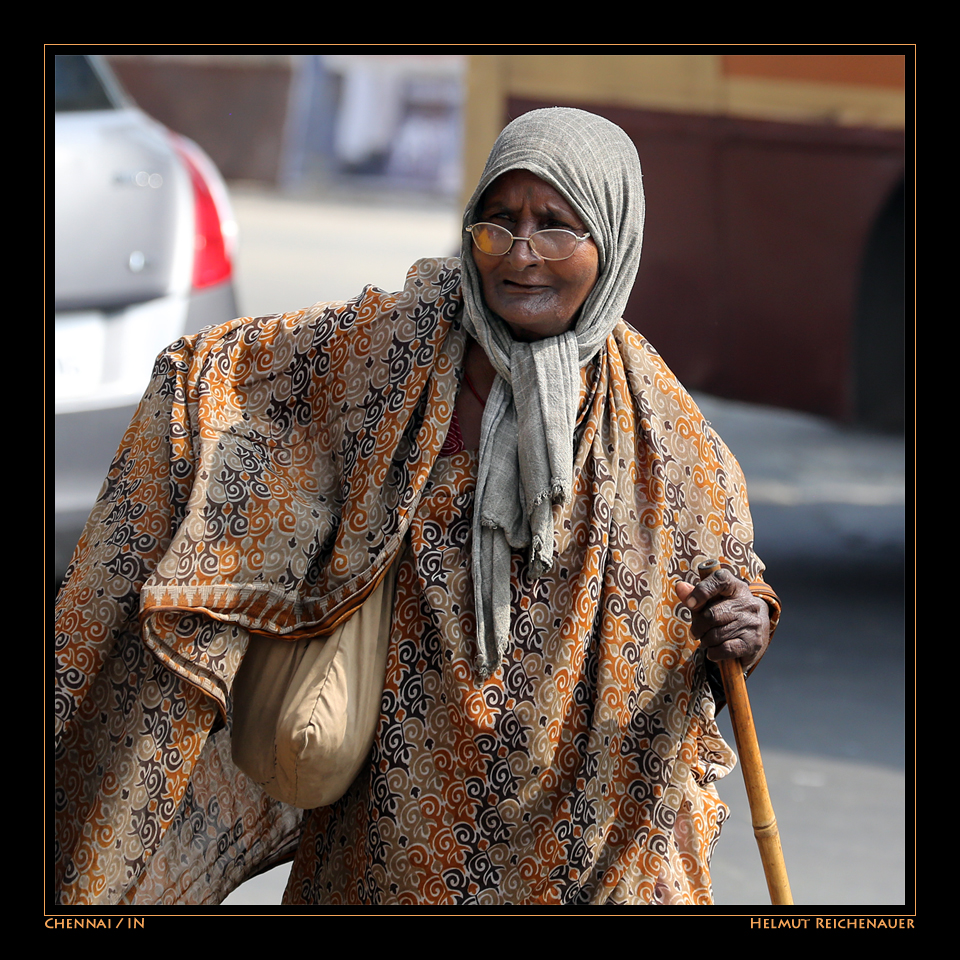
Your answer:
[54,257,776,905]
[54,259,464,904]
[284,321,766,905]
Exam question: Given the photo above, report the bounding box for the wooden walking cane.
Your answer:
[697,559,793,905]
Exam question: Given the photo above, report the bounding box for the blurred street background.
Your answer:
[54,52,909,908]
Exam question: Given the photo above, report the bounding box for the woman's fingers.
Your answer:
[673,580,695,603]
[675,569,769,666]
[681,567,739,610]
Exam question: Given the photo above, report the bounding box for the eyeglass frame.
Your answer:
[465,222,592,262]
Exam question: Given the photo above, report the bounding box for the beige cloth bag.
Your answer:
[231,563,396,809]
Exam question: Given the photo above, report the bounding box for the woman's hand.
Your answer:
[674,568,770,670]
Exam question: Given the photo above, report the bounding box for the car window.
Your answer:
[55,55,115,113]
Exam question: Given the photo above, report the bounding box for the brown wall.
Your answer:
[722,54,907,87]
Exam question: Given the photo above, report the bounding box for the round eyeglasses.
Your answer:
[466,222,591,262]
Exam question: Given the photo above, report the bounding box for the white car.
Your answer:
[54,54,239,581]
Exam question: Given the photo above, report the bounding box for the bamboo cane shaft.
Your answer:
[719,657,793,904]
[698,560,793,905]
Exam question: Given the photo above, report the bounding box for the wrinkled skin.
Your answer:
[674,568,770,670]
[472,170,600,342]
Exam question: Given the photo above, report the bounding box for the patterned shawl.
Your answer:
[460,108,644,678]
[54,260,465,904]
[54,257,774,905]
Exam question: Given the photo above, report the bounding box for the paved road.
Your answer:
[221,184,907,908]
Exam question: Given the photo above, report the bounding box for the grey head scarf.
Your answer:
[460,107,645,678]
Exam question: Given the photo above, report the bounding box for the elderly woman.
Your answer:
[54,108,777,906]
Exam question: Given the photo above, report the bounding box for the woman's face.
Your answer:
[472,170,600,342]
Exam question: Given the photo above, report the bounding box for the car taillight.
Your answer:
[169,133,235,290]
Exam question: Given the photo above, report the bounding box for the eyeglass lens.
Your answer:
[471,223,581,261]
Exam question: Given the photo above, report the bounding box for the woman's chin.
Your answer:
[495,307,578,342]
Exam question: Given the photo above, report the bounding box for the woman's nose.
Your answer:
[505,233,543,265]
